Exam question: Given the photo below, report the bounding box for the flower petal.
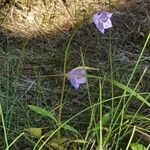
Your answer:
[69,77,80,89]
[92,13,99,26]
[68,68,85,77]
[97,22,105,34]
[103,19,112,29]
[77,76,86,84]
[99,12,108,22]
[68,67,87,89]
[105,12,113,18]
[92,11,113,33]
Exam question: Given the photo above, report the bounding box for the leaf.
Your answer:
[91,112,110,133]
[24,128,42,138]
[62,124,78,134]
[130,143,146,150]
[28,105,57,123]
[111,80,150,107]
[70,139,87,144]
[102,112,111,125]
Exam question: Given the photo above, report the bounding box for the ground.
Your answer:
[0,0,150,149]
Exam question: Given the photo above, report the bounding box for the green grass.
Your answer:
[0,0,150,150]
[1,31,149,149]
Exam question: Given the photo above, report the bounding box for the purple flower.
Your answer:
[68,67,86,89]
[92,11,113,34]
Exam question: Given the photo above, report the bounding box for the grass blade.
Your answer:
[0,103,9,149]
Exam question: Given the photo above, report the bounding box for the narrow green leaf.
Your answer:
[28,105,57,123]
[91,112,110,133]
[0,103,8,148]
[102,112,111,126]
[112,80,150,107]
[62,124,78,134]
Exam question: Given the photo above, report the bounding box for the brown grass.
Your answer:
[0,0,119,37]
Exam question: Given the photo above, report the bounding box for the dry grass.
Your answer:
[0,0,119,37]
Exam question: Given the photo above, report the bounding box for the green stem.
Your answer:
[57,31,76,141]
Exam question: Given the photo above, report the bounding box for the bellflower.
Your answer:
[67,67,86,89]
[92,11,113,34]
